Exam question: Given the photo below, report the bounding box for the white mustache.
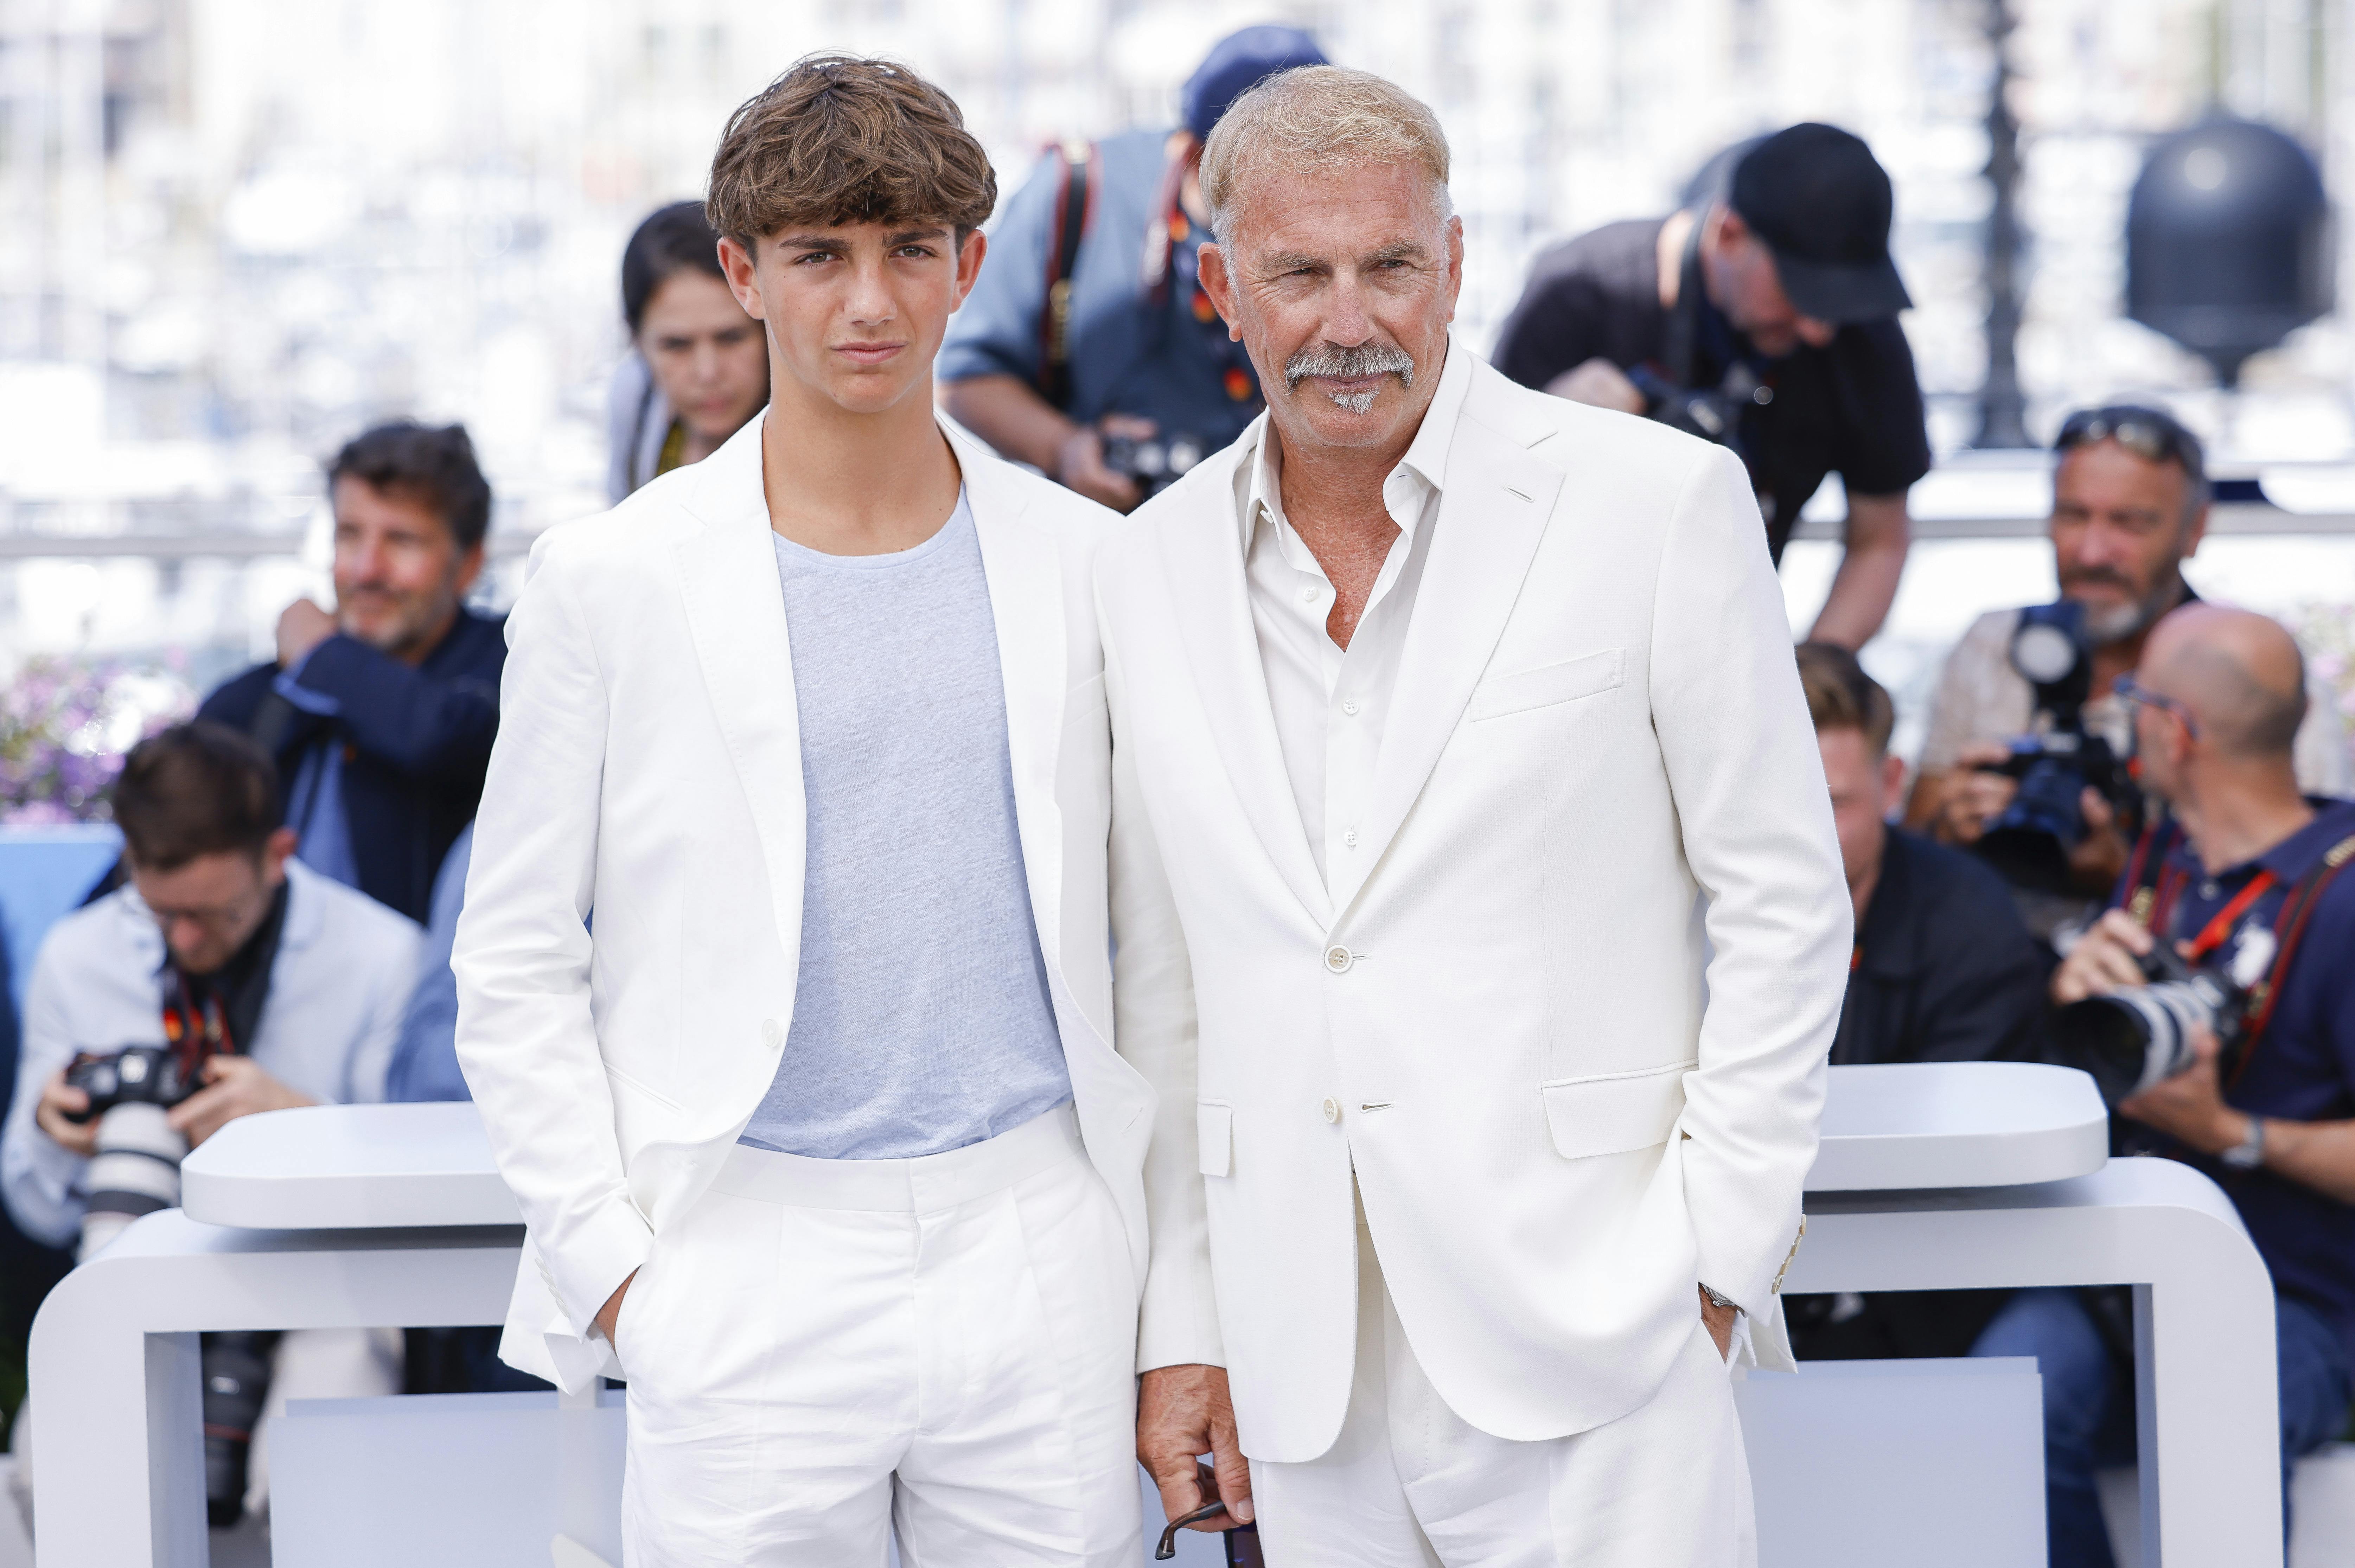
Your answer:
[1283,342,1416,413]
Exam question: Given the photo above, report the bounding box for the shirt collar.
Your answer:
[2164,798,2355,887]
[1240,330,1473,551]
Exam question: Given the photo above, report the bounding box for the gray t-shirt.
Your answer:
[739,492,1073,1159]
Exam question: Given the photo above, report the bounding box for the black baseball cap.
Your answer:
[1728,124,1912,324]
[1182,26,1328,143]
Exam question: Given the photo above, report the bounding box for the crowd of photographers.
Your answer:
[0,32,2351,1564]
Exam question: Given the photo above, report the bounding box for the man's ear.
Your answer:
[1879,749,1907,805]
[1443,213,1466,321]
[718,235,765,319]
[1198,243,1240,341]
[951,228,988,311]
[451,540,486,599]
[260,827,299,886]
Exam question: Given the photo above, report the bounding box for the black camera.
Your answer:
[62,1043,199,1263]
[64,1042,269,1522]
[63,1042,196,1120]
[2050,922,2272,1109]
[1102,432,1207,499]
[1628,362,1768,449]
[1972,601,2136,893]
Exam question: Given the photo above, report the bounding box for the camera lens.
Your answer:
[2052,982,2212,1108]
[77,1101,188,1263]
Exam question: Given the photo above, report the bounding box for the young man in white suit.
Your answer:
[454,57,1150,1566]
[1103,68,1852,1566]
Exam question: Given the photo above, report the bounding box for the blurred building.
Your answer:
[0,0,2353,700]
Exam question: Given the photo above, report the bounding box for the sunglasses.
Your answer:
[2055,406,2202,474]
[1155,1497,1232,1560]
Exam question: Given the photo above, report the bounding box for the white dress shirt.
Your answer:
[1237,339,1475,889]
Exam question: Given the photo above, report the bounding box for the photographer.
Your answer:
[1783,644,2044,1362]
[938,25,1325,509]
[1911,406,2349,937]
[1493,124,1927,648]
[0,723,420,1521]
[1973,604,2355,1567]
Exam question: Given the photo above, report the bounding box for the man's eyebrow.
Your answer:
[771,226,951,251]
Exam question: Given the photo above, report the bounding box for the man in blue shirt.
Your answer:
[939,25,1324,510]
[198,423,504,923]
[1978,603,2355,1567]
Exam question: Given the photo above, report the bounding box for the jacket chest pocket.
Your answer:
[1538,1060,1691,1160]
[1469,647,1625,723]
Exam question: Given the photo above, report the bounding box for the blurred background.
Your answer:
[6,0,2355,800]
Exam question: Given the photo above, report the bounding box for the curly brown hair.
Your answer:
[706,55,997,250]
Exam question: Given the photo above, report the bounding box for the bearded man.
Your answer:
[1098,65,1850,1568]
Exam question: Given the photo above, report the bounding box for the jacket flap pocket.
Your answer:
[1539,1061,1692,1160]
[1470,648,1625,722]
[1197,1101,1233,1178]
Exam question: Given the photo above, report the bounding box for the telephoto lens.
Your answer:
[2050,980,2222,1107]
[200,1331,279,1526]
[77,1100,189,1262]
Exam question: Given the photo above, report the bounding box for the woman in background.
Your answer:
[605,200,770,501]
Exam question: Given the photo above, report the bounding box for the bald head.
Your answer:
[2140,604,2308,760]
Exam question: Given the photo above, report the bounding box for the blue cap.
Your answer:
[1182,25,1328,143]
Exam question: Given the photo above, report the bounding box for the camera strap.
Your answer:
[1039,141,1096,412]
[2230,832,2355,1079]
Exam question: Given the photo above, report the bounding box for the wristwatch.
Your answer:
[2220,1116,2267,1171]
[1700,1284,1740,1313]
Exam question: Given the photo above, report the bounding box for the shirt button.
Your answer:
[761,1019,784,1049]
[1343,826,1359,849]
[2201,881,2221,899]
[1300,586,1321,604]
[1322,1097,1341,1124]
[1324,945,1353,973]
[1341,700,1360,716]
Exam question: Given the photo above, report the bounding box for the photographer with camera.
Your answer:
[1912,406,2350,939]
[1493,123,1927,648]
[1782,644,2045,1363]
[938,25,1325,510]
[1972,604,2355,1567]
[0,723,420,1523]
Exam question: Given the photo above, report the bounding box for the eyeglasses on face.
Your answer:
[2113,673,2201,742]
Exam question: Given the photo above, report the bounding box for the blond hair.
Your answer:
[1200,65,1451,245]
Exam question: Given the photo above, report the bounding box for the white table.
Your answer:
[32,1062,2283,1567]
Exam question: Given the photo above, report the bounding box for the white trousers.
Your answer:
[1249,1215,1756,1568]
[614,1103,1141,1568]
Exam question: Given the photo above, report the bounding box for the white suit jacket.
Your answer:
[454,414,1149,1393]
[1097,353,1850,1460]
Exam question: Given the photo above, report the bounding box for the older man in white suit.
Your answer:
[1103,68,1852,1567]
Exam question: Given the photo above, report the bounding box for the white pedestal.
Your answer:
[31,1064,2284,1567]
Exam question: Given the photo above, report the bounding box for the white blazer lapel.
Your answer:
[671,417,809,971]
[1331,409,1564,919]
[953,427,1078,1017]
[1157,443,1332,926]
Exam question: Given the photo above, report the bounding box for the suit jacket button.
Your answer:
[761,1019,784,1049]
[1322,1097,1341,1124]
[1323,945,1353,973]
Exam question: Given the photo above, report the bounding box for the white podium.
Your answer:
[31,1062,2285,1567]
